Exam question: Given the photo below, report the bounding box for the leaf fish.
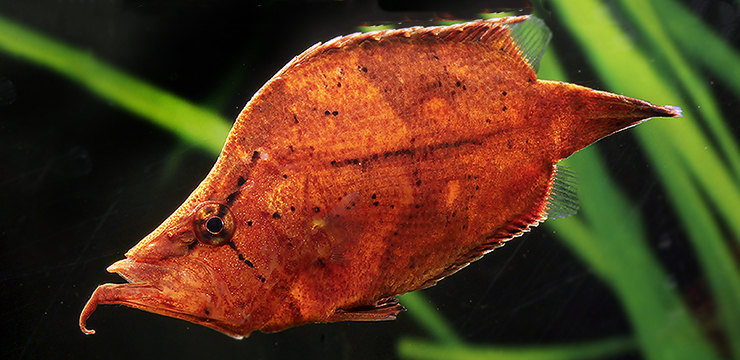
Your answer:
[79,15,681,338]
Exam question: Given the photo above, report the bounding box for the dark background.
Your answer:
[1,1,737,359]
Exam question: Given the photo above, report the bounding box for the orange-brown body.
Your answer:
[80,16,680,338]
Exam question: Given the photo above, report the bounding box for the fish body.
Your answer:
[80,16,680,338]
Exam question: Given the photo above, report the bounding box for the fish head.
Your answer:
[80,171,285,339]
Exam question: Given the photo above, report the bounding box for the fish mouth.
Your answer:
[106,259,164,285]
[80,258,247,338]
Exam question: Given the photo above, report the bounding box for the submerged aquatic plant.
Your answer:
[1,0,737,359]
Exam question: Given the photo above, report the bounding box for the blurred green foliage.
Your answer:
[1,0,738,359]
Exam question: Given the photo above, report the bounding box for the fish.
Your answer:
[79,15,681,338]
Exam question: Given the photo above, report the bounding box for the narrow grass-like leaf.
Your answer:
[650,0,740,107]
[0,14,231,156]
[548,1,740,358]
[548,150,721,360]
[398,336,636,360]
[618,0,740,183]
[398,292,464,346]
[550,3,740,249]
[636,127,740,360]
[539,7,722,359]
[607,3,740,354]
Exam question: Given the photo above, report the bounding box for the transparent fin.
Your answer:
[663,105,683,117]
[313,192,364,263]
[546,165,579,219]
[508,16,552,73]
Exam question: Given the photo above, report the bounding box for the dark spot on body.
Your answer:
[290,206,296,212]
[325,110,331,115]
[371,194,377,199]
[415,179,422,186]
[455,81,461,87]
[289,145,295,152]
[415,204,421,209]
[204,309,210,316]
[502,91,507,96]
[238,176,247,186]
[293,115,299,124]
[272,212,281,219]
[337,82,341,87]
[503,106,507,111]
[390,205,395,209]
[317,258,326,267]
[282,174,288,179]
[244,259,255,268]
[393,232,398,236]
[238,254,245,261]
[251,151,260,162]
[373,201,379,206]
[226,191,239,204]
[332,111,339,116]
[247,220,253,226]
[313,207,321,213]
[259,275,266,283]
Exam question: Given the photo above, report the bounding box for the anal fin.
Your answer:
[327,297,405,322]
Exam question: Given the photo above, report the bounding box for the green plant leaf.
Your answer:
[398,336,636,360]
[0,14,231,156]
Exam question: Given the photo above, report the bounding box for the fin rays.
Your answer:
[509,16,552,73]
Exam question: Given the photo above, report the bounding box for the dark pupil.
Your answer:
[205,217,224,234]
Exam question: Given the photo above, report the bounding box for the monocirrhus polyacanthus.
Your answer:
[80,15,681,338]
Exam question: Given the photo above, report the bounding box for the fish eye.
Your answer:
[192,202,236,246]
[206,216,224,234]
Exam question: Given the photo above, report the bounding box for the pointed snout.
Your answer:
[124,219,195,261]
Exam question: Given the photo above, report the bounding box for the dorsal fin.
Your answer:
[509,16,552,73]
[280,16,541,78]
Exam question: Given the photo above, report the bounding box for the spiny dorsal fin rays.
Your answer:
[281,16,539,76]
